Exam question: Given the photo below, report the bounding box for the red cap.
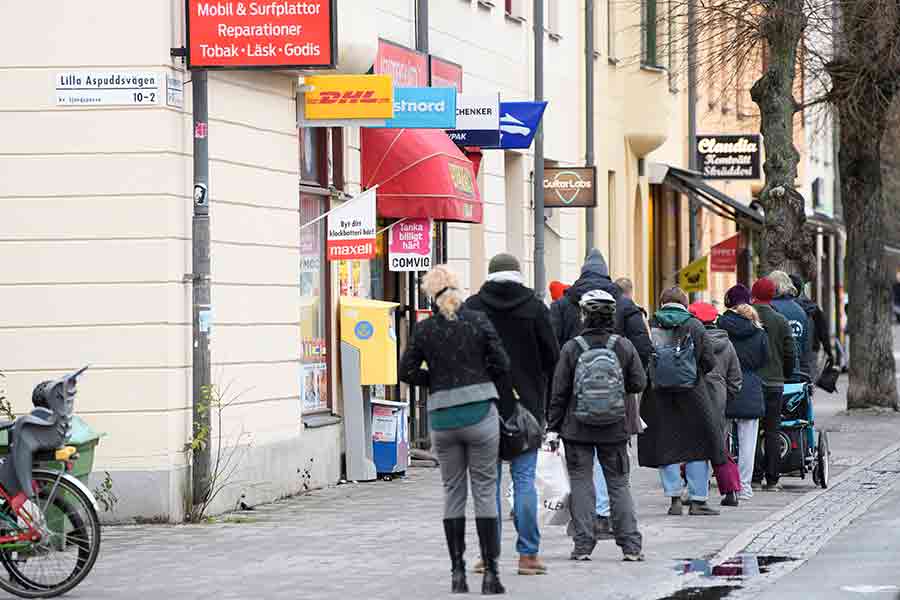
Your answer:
[688,302,719,324]
[751,278,776,304]
[549,281,570,301]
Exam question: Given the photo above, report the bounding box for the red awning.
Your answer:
[361,128,483,223]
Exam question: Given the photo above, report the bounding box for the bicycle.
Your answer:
[0,367,100,598]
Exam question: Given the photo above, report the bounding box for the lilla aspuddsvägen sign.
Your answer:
[543,167,597,208]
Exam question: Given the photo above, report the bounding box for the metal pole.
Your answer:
[414,0,428,444]
[687,0,699,299]
[415,0,429,54]
[191,69,212,506]
[533,0,546,299]
[585,0,595,251]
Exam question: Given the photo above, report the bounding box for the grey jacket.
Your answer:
[704,327,742,424]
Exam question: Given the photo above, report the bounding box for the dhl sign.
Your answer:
[304,75,394,120]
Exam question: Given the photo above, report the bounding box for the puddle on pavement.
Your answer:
[676,555,796,579]
[656,585,741,600]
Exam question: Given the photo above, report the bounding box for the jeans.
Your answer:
[594,458,610,517]
[564,440,642,556]
[495,448,540,556]
[659,461,710,501]
[763,386,785,485]
[733,418,759,496]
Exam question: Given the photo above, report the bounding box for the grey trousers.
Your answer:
[564,439,642,556]
[431,404,500,519]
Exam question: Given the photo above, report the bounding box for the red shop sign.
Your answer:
[710,234,740,272]
[375,39,428,87]
[429,55,463,92]
[186,0,337,69]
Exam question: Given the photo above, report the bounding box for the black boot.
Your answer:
[443,518,469,593]
[475,518,505,595]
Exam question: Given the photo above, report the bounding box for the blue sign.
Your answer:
[383,87,457,129]
[482,101,548,149]
[447,129,501,147]
[354,321,374,340]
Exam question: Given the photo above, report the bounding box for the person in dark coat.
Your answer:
[547,290,647,562]
[638,287,725,517]
[465,253,560,576]
[399,266,510,594]
[719,284,769,501]
[768,270,809,379]
[752,277,796,492]
[789,273,834,380]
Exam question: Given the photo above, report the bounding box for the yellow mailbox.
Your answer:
[340,297,400,385]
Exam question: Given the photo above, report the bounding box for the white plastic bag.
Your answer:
[505,439,571,527]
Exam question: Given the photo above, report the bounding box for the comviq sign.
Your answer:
[186,0,337,69]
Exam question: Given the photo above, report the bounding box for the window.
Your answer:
[607,0,617,62]
[299,193,330,413]
[299,127,326,186]
[641,0,661,68]
[812,178,823,210]
[547,0,561,39]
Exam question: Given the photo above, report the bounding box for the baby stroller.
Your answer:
[746,378,830,488]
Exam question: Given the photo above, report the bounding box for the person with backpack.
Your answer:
[718,285,769,501]
[688,302,743,507]
[752,277,797,492]
[789,273,833,381]
[638,287,724,516]
[547,290,647,562]
[465,253,560,576]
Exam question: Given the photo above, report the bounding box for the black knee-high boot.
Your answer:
[475,518,505,595]
[443,518,469,593]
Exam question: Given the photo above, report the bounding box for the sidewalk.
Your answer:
[79,375,900,600]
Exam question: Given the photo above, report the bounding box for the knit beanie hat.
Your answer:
[488,253,521,274]
[751,278,776,304]
[688,302,719,324]
[549,280,570,301]
[724,284,752,308]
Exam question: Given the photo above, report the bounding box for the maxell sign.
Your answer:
[696,134,762,180]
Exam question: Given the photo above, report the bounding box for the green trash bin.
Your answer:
[0,415,103,486]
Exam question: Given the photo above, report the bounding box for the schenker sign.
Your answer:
[696,134,762,180]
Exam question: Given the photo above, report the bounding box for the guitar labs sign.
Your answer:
[543,167,596,208]
[696,134,761,180]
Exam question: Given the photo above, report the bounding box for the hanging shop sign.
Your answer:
[696,134,762,180]
[543,167,597,208]
[389,218,433,272]
[429,55,463,91]
[55,71,161,106]
[710,234,740,272]
[303,74,394,120]
[679,256,709,293]
[381,87,456,129]
[327,188,377,261]
[185,0,336,69]
[375,39,428,87]
[481,101,547,150]
[446,93,500,147]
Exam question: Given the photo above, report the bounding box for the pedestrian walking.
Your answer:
[547,290,647,562]
[751,277,797,492]
[399,266,510,595]
[789,273,834,381]
[768,270,809,380]
[465,253,560,576]
[718,291,769,501]
[550,250,652,540]
[614,277,649,321]
[688,302,743,506]
[638,287,725,517]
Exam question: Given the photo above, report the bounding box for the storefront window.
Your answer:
[300,193,329,412]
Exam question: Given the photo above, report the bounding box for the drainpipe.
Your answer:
[533,0,546,298]
[585,0,595,252]
[687,0,699,300]
[412,0,428,444]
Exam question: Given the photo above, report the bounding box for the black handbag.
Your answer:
[499,402,543,461]
[816,358,840,394]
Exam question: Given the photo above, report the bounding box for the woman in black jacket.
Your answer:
[719,285,769,501]
[399,266,510,595]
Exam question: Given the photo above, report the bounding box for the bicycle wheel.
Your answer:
[0,472,101,598]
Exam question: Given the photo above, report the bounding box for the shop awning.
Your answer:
[663,166,764,227]
[361,128,483,223]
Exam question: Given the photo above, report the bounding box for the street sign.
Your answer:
[696,134,762,180]
[382,87,456,129]
[543,167,597,208]
[446,93,500,147]
[389,218,433,271]
[55,72,161,106]
[482,101,547,149]
[303,75,394,120]
[186,0,336,69]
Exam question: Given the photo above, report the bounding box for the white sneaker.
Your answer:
[737,490,753,501]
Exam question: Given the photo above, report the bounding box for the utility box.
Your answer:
[339,297,404,481]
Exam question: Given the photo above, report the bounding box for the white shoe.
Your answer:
[737,490,753,501]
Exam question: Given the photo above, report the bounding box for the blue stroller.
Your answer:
[743,379,830,488]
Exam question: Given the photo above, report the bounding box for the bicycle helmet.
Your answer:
[579,289,616,314]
